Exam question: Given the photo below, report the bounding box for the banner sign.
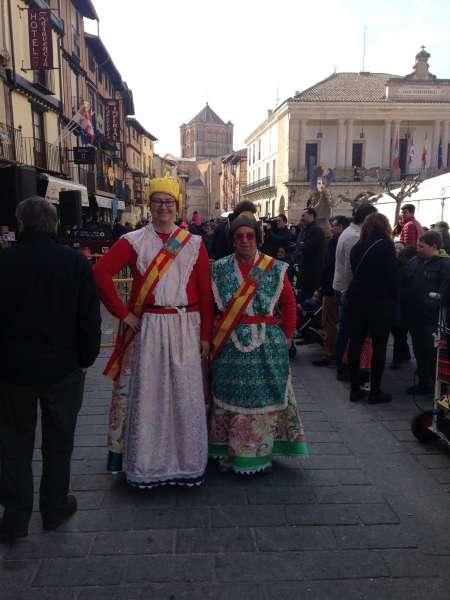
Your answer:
[28,9,53,70]
[104,100,120,142]
[73,146,96,165]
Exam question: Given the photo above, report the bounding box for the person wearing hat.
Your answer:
[93,177,214,489]
[208,203,308,474]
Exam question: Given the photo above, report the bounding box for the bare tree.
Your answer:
[376,170,421,224]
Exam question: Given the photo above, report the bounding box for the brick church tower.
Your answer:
[180,104,233,159]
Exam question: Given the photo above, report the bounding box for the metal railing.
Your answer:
[243,176,271,194]
[0,122,62,173]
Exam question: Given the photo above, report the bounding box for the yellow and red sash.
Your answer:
[104,227,192,380]
[210,253,275,361]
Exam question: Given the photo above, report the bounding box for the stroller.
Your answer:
[294,297,324,347]
[411,292,450,445]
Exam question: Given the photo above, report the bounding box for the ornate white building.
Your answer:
[244,48,450,222]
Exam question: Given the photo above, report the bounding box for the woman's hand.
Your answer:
[200,340,210,360]
[124,312,140,332]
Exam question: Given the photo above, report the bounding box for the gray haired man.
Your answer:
[0,197,101,541]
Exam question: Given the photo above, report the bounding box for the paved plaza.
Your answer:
[2,344,450,599]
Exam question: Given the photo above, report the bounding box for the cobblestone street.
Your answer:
[2,344,450,599]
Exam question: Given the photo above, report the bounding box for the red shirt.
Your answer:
[237,257,297,339]
[400,217,423,248]
[93,234,214,342]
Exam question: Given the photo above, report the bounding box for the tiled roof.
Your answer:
[188,104,226,125]
[293,72,399,103]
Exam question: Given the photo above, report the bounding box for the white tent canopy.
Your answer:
[375,172,450,227]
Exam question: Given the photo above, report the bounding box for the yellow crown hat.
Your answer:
[148,176,183,211]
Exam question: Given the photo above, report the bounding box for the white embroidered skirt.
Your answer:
[122,311,207,487]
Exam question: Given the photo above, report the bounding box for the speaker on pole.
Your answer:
[59,190,82,228]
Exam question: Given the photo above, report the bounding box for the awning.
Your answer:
[95,195,112,209]
[44,175,89,207]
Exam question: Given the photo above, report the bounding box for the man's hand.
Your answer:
[200,340,210,360]
[124,312,140,332]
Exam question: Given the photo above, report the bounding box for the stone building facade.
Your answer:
[180,104,233,160]
[219,149,248,213]
[245,48,450,223]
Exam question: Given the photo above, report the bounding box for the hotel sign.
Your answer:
[28,9,53,70]
[105,100,120,142]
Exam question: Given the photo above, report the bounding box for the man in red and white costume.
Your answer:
[93,177,214,488]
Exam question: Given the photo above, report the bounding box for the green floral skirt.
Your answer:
[208,379,308,474]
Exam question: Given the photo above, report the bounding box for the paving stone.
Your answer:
[211,505,286,527]
[70,460,109,475]
[254,525,336,551]
[286,504,360,525]
[134,508,210,530]
[302,455,359,470]
[304,431,342,443]
[356,503,400,525]
[333,524,420,549]
[299,548,389,579]
[3,533,93,559]
[176,527,255,553]
[77,589,141,600]
[309,442,351,455]
[431,468,450,483]
[414,454,450,469]
[126,555,214,583]
[102,486,177,508]
[140,583,263,600]
[91,530,174,555]
[33,557,124,586]
[314,485,384,503]
[74,435,108,447]
[0,560,40,589]
[56,509,134,532]
[382,549,450,577]
[175,486,248,506]
[72,447,108,461]
[1,590,77,600]
[77,414,108,426]
[70,474,117,491]
[215,552,304,582]
[247,486,316,505]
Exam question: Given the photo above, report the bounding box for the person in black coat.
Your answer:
[347,213,398,404]
[0,197,101,541]
[296,207,326,300]
[262,214,294,258]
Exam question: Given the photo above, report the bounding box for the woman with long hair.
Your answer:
[347,213,398,404]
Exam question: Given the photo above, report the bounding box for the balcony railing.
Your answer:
[0,122,62,173]
[243,177,271,194]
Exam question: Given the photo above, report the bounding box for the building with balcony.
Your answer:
[219,149,247,213]
[245,48,450,222]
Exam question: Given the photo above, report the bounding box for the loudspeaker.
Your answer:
[0,165,38,228]
[59,190,82,228]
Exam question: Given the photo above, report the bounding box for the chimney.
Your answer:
[294,91,300,97]
[267,109,273,118]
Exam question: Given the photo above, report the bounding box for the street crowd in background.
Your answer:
[2,180,450,543]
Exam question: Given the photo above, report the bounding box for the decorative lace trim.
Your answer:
[179,234,201,293]
[269,261,288,314]
[213,391,288,414]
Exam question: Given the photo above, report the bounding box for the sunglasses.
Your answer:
[235,231,255,241]
[151,199,176,208]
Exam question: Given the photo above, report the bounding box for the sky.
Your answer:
[85,0,450,156]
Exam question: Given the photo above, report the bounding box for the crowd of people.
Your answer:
[1,178,450,543]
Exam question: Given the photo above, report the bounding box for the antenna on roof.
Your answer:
[276,87,279,106]
[362,25,367,72]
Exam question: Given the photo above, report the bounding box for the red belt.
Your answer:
[239,315,277,325]
[143,304,199,315]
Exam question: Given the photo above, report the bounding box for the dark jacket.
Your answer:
[402,253,450,324]
[0,231,101,386]
[262,226,294,258]
[211,220,233,260]
[348,235,398,308]
[297,222,326,295]
[321,235,338,297]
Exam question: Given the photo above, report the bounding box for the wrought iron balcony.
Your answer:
[0,122,62,173]
[243,177,271,194]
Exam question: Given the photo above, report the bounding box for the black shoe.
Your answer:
[312,357,333,367]
[337,369,350,382]
[406,384,433,396]
[0,517,28,543]
[350,388,368,402]
[42,495,77,531]
[368,391,392,404]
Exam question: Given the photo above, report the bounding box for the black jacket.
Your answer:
[402,253,450,324]
[321,235,338,297]
[0,231,101,386]
[262,226,294,258]
[348,235,398,308]
[296,222,326,294]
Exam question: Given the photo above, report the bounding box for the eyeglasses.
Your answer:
[151,199,176,208]
[235,231,255,242]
